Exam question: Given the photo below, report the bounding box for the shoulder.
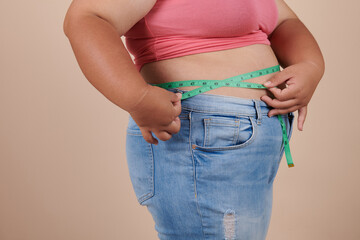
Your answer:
[64,0,157,35]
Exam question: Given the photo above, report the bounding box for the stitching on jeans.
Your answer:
[192,116,257,151]
[126,132,142,136]
[182,107,256,117]
[233,118,241,145]
[204,118,240,147]
[204,119,209,147]
[181,106,269,117]
[137,141,155,204]
[189,111,206,239]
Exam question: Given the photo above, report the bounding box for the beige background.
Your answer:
[1,0,359,239]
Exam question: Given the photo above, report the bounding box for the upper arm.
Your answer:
[63,0,157,36]
[273,0,299,29]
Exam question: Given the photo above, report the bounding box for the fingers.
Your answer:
[172,94,182,117]
[139,92,183,145]
[263,66,294,88]
[170,92,182,102]
[141,127,174,145]
[261,95,298,110]
[262,67,299,102]
[266,85,298,101]
[268,105,300,117]
[160,116,181,135]
[297,105,307,131]
[141,117,182,145]
[140,128,159,145]
[261,93,301,117]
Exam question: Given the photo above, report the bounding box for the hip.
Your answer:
[125,90,295,238]
[126,90,295,204]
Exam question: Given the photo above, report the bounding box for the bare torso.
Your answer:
[139,43,286,100]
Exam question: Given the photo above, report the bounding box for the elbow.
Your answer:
[63,9,79,37]
[63,12,73,37]
[63,11,78,38]
[63,17,70,37]
[315,52,326,78]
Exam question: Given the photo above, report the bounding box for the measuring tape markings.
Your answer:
[153,65,279,100]
[150,65,294,167]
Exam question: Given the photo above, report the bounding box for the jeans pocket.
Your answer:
[192,114,257,151]
[126,121,154,205]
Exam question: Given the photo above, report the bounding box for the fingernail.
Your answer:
[176,93,182,98]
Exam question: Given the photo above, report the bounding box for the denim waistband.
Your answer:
[167,88,273,119]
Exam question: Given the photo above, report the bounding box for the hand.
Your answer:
[260,62,322,131]
[128,85,183,145]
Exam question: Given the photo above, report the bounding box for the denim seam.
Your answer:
[189,111,206,239]
[137,141,155,204]
[233,118,241,145]
[182,107,258,117]
[206,122,240,127]
[204,119,209,147]
[126,127,143,135]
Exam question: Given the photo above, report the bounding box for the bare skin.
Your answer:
[140,43,284,100]
[63,0,324,145]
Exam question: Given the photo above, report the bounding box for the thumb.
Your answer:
[171,92,182,102]
[263,69,292,88]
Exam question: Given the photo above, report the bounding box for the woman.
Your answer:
[63,0,325,239]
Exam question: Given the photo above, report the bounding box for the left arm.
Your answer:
[261,0,325,131]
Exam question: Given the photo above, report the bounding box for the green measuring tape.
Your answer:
[150,65,294,167]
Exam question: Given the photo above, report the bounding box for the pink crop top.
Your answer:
[123,0,278,72]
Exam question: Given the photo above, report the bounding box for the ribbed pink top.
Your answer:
[124,0,278,72]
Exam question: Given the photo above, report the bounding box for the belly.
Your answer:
[139,44,285,100]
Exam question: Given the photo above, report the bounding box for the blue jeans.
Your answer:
[126,88,295,240]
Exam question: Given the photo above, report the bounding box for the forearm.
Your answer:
[63,14,149,112]
[269,18,325,80]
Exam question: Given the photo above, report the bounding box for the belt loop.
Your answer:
[253,99,262,125]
